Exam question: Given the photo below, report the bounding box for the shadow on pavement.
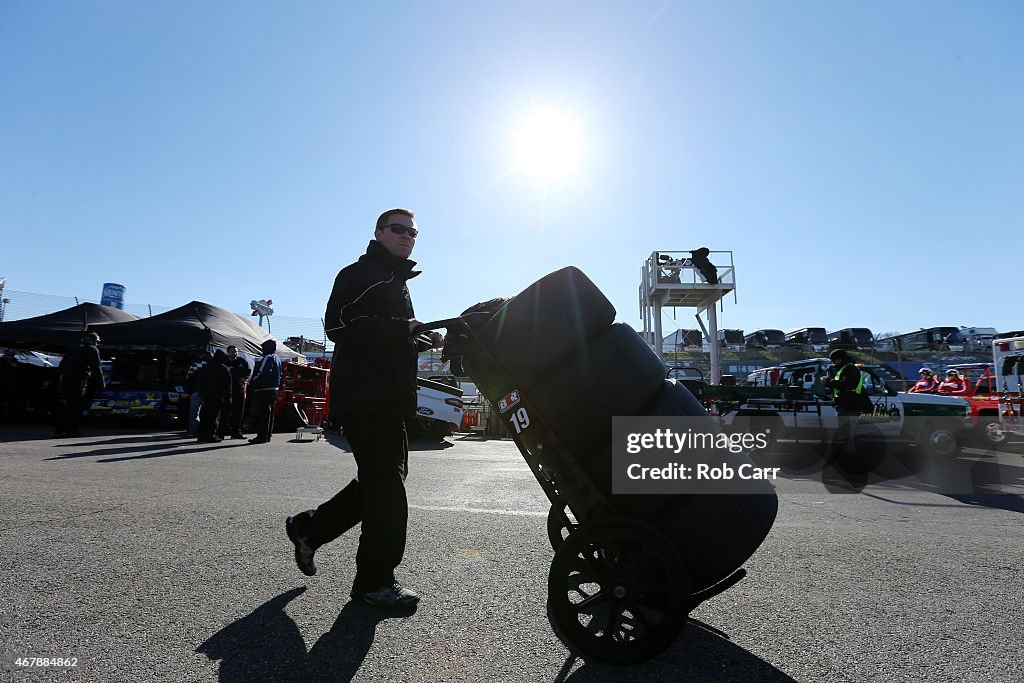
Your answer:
[408,438,455,451]
[0,424,167,442]
[320,431,456,452]
[760,438,1024,500]
[61,433,187,447]
[944,493,1024,514]
[197,587,414,683]
[303,600,415,680]
[46,441,196,460]
[42,439,248,462]
[197,587,308,682]
[98,442,249,462]
[554,618,795,682]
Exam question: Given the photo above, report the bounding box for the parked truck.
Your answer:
[681,358,972,457]
[989,336,1024,443]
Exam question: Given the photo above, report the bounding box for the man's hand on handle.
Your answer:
[409,320,444,349]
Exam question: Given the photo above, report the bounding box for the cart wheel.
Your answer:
[547,517,691,664]
[546,503,579,551]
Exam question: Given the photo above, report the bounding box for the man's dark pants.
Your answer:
[295,414,409,592]
[56,381,85,435]
[198,397,225,440]
[250,390,277,441]
[220,385,245,436]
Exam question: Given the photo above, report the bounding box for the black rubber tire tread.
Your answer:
[546,503,579,552]
[531,323,667,457]
[575,380,719,519]
[653,492,778,591]
[474,267,616,387]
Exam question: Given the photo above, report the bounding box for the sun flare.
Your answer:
[511,108,584,183]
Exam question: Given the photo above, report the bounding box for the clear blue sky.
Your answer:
[2,1,1021,340]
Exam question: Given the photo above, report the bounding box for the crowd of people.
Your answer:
[907,367,971,395]
[0,334,284,446]
[182,341,281,445]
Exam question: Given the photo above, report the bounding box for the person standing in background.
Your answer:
[220,345,250,440]
[248,340,281,444]
[55,332,104,437]
[196,350,232,444]
[184,352,211,436]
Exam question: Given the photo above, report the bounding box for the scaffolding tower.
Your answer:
[639,251,736,384]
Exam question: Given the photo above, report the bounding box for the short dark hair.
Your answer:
[226,345,237,352]
[375,208,415,232]
[82,331,100,344]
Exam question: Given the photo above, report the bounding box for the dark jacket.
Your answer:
[825,362,869,413]
[226,356,250,388]
[325,240,424,418]
[59,342,104,391]
[250,340,282,392]
[197,351,232,401]
[184,355,211,395]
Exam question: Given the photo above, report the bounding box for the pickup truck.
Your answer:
[945,362,1013,446]
[681,359,972,457]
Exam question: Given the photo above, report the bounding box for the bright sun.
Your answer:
[511,108,584,183]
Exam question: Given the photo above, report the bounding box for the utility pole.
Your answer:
[0,276,8,322]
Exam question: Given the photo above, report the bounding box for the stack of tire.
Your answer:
[462,266,777,590]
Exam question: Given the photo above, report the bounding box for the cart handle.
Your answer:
[412,317,471,334]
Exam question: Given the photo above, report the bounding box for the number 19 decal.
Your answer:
[510,407,531,434]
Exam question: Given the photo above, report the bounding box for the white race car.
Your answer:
[411,377,464,439]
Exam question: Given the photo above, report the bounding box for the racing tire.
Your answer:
[532,323,667,457]
[547,517,691,664]
[546,503,579,552]
[474,266,616,387]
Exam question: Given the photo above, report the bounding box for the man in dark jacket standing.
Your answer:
[285,208,441,611]
[196,350,232,443]
[55,332,105,437]
[219,345,249,440]
[248,339,281,444]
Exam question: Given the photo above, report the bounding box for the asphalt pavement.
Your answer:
[1,424,1022,682]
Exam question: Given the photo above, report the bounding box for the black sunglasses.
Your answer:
[384,223,418,238]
